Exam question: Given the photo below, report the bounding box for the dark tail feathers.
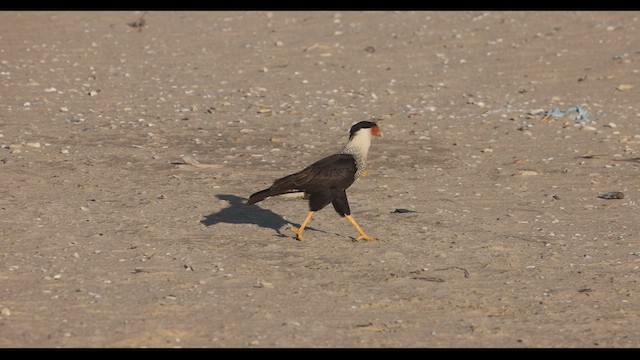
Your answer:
[248,170,309,205]
[247,188,271,204]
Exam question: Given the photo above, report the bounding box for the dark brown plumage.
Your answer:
[248,154,356,214]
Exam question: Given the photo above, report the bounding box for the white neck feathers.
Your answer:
[339,129,371,158]
[338,128,372,180]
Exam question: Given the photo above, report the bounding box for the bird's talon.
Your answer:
[289,226,304,241]
[355,234,375,241]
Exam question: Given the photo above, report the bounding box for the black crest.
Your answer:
[349,121,378,140]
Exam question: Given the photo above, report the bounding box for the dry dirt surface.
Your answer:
[1,11,640,348]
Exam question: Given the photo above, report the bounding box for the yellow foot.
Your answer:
[355,234,375,241]
[289,226,305,241]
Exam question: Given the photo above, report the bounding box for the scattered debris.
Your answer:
[614,157,640,164]
[434,266,470,278]
[356,322,375,328]
[282,321,301,327]
[598,191,624,200]
[257,107,272,114]
[172,156,222,169]
[576,154,607,159]
[391,208,418,214]
[539,105,592,122]
[255,279,274,289]
[411,276,445,283]
[128,11,148,31]
[516,170,539,177]
[616,84,634,91]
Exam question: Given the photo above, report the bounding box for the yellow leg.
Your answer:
[290,211,314,241]
[345,214,375,241]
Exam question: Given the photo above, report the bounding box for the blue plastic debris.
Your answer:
[540,108,566,118]
[539,105,593,123]
[565,105,592,122]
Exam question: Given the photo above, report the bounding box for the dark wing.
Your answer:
[270,154,357,195]
[248,154,357,209]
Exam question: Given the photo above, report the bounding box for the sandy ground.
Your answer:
[1,11,640,348]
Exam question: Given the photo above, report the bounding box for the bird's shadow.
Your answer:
[201,194,321,237]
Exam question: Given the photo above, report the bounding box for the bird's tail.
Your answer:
[248,171,309,205]
[247,188,271,204]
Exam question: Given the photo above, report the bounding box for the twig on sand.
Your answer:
[411,276,445,283]
[434,266,470,278]
[614,157,640,163]
[172,156,222,169]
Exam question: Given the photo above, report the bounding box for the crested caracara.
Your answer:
[247,120,381,241]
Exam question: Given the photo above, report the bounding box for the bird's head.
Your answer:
[349,120,381,141]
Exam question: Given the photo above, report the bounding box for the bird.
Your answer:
[247,120,381,241]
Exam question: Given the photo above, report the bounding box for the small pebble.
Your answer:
[26,142,41,148]
[517,170,538,176]
[1,308,11,316]
[616,84,634,91]
[88,90,98,96]
[255,280,274,289]
[44,87,57,92]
